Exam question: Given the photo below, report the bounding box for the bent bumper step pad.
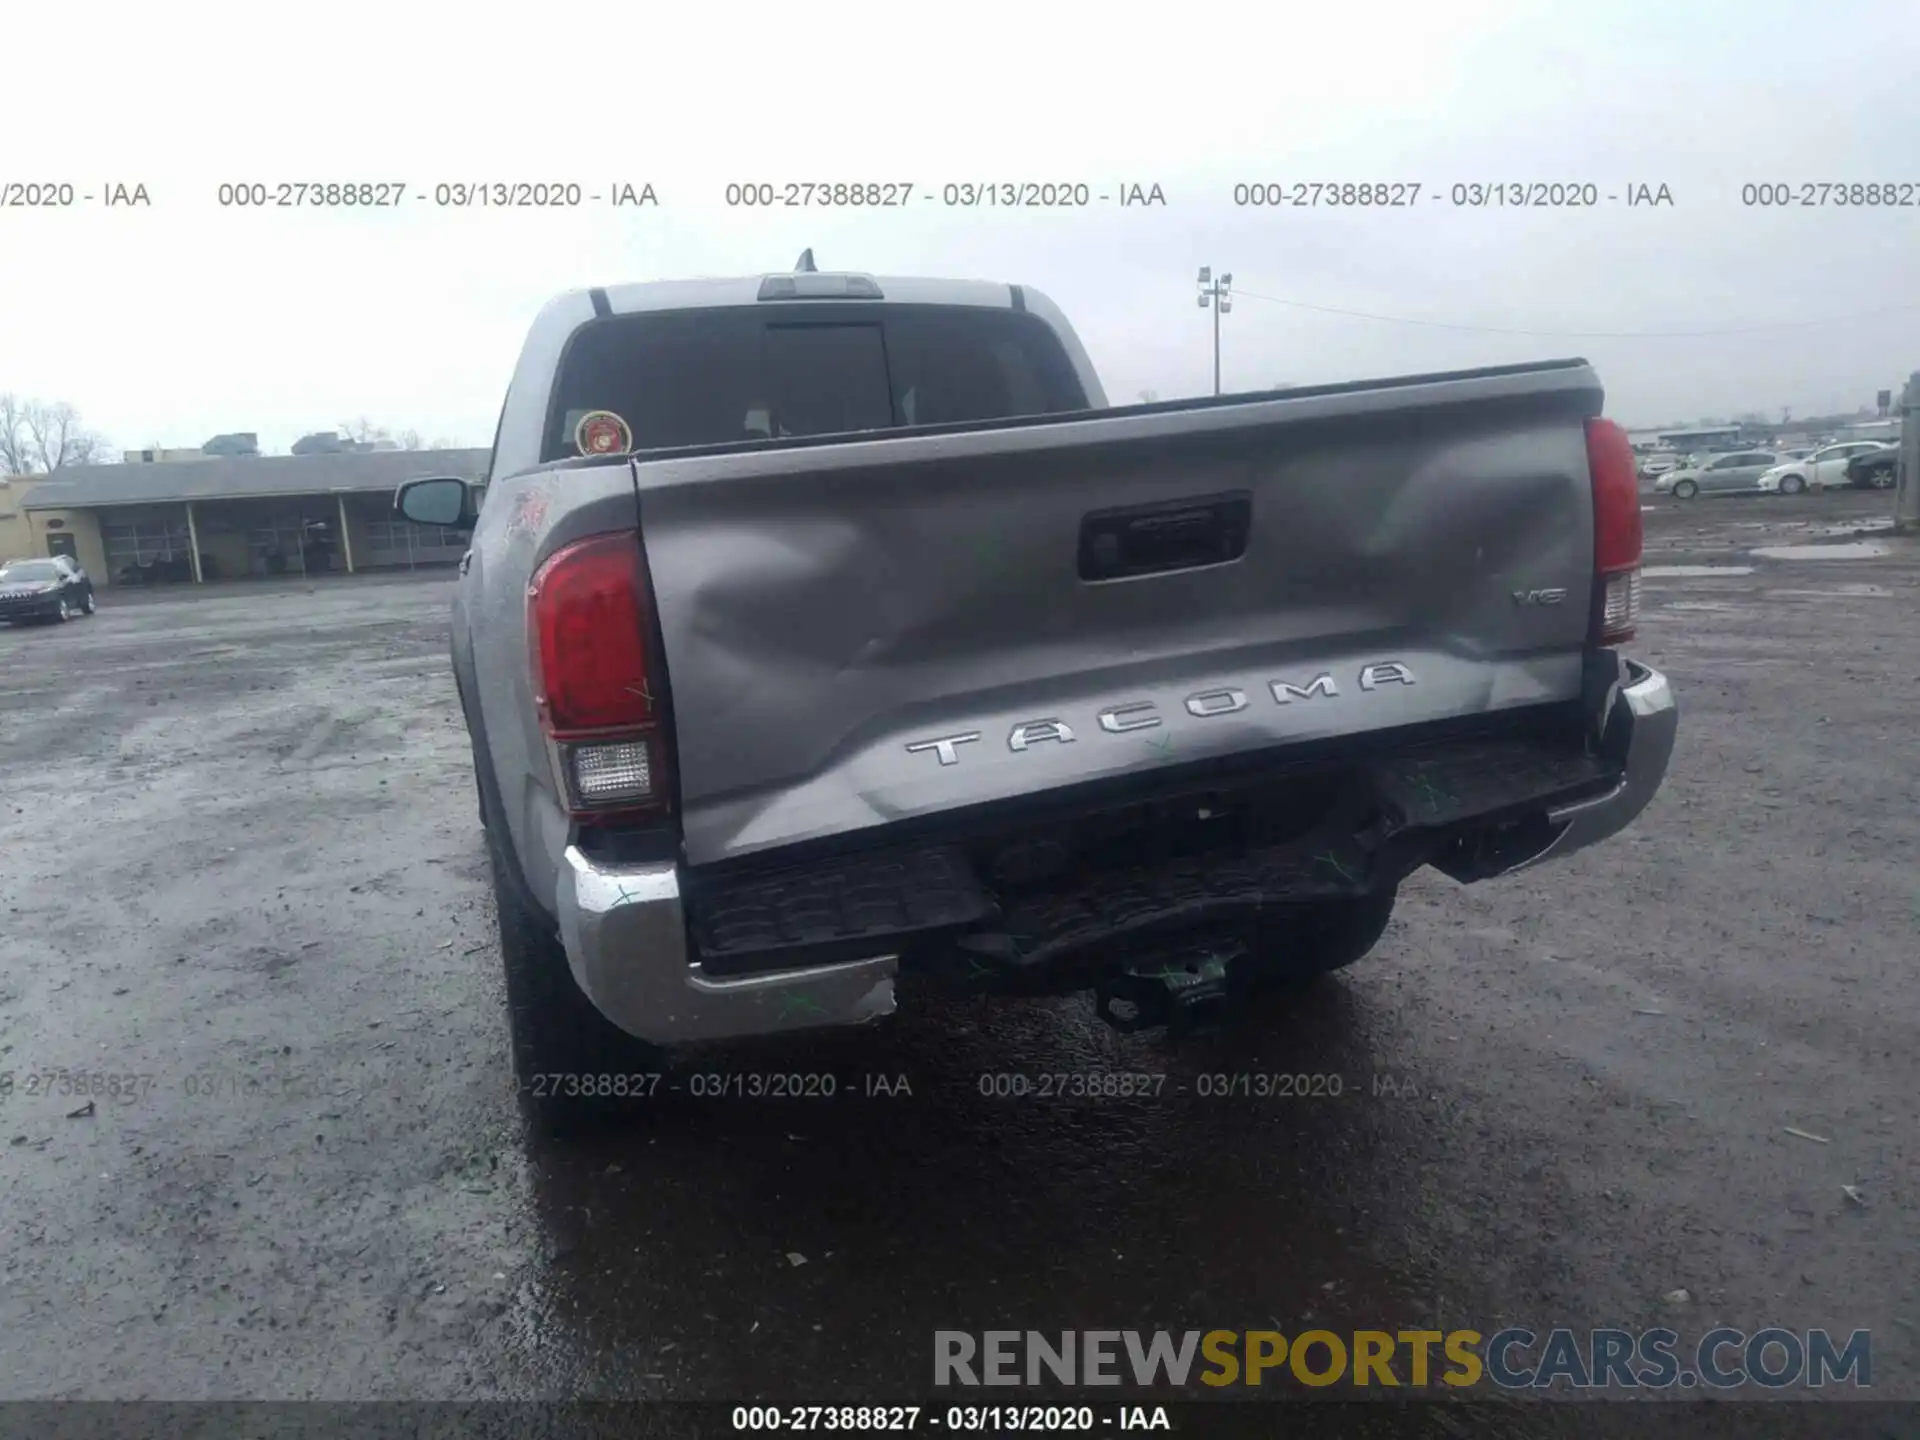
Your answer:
[687,735,1617,979]
[688,846,995,975]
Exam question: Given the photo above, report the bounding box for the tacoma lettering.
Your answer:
[904,663,1419,765]
[1185,687,1249,717]
[1271,673,1339,703]
[905,732,982,767]
[1007,719,1075,751]
[1098,702,1162,733]
[1358,662,1418,691]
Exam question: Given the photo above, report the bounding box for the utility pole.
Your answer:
[1895,371,1920,534]
[1197,267,1232,395]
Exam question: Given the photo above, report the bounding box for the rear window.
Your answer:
[544,303,1088,461]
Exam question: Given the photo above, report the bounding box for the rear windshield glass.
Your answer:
[544,303,1088,461]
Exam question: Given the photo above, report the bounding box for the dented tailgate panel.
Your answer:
[632,362,1605,866]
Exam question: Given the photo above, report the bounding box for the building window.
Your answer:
[362,519,469,564]
[244,520,345,576]
[102,520,192,577]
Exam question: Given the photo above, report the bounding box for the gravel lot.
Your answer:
[0,491,1913,1434]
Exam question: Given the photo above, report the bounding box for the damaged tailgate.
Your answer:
[632,360,1605,867]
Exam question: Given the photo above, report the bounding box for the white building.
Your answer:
[1841,419,1902,442]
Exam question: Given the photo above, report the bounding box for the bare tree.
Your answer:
[340,418,443,450]
[0,396,27,474]
[0,394,110,474]
[338,416,395,448]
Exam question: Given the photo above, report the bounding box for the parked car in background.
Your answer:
[1843,443,1901,490]
[0,555,97,624]
[1659,450,1780,499]
[1757,441,1892,494]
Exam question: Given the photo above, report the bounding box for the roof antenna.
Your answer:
[795,248,817,273]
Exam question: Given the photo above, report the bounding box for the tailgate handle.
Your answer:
[1077,491,1252,581]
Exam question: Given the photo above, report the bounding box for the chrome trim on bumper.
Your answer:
[554,846,898,1046]
[1514,659,1677,871]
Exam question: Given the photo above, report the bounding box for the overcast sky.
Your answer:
[5,0,1917,457]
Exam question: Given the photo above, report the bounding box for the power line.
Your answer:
[1228,287,1920,340]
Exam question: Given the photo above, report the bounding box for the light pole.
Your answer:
[1895,371,1920,534]
[1198,267,1232,395]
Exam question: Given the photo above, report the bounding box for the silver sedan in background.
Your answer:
[1655,449,1780,498]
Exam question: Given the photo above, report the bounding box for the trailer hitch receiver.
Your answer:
[1095,942,1241,1036]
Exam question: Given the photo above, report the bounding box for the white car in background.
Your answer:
[1757,441,1893,494]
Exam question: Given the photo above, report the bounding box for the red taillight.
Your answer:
[1585,417,1643,646]
[528,531,669,816]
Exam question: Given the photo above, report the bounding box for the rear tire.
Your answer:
[488,820,667,1136]
[1869,468,1896,489]
[475,739,665,1136]
[1238,887,1398,990]
[1671,479,1698,499]
[82,592,97,615]
[456,677,488,829]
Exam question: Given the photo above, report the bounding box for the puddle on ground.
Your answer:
[1644,565,1756,578]
[1749,541,1892,561]
[1768,585,1891,599]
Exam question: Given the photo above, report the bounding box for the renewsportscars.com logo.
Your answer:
[934,1328,1872,1391]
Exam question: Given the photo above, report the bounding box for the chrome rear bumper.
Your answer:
[555,847,897,1046]
[555,658,1676,1044]
[1514,658,1677,870]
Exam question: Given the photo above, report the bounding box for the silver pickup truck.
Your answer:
[397,264,1678,1127]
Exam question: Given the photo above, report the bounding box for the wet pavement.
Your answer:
[1,491,1914,1429]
